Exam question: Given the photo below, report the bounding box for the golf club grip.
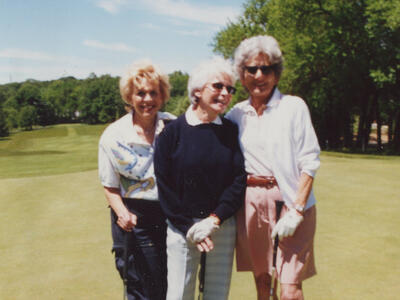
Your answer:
[272,201,284,267]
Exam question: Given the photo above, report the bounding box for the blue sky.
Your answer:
[0,0,245,84]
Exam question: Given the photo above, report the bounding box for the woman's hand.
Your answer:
[103,186,137,232]
[196,237,214,252]
[271,209,303,240]
[186,216,220,243]
[117,210,137,232]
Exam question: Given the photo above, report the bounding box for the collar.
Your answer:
[122,111,166,145]
[243,87,282,113]
[185,105,222,126]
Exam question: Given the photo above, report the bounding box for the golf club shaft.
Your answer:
[198,252,206,300]
[269,200,284,300]
[122,230,132,300]
[270,267,276,299]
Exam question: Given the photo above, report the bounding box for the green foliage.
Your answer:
[78,75,124,124]
[169,71,189,98]
[18,105,37,131]
[212,0,400,152]
[0,106,9,137]
[164,95,190,116]
[162,70,190,116]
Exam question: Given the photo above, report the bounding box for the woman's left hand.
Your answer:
[196,237,214,252]
[271,209,304,240]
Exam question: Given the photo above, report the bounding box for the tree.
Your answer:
[169,71,189,98]
[212,0,400,152]
[18,105,37,131]
[0,105,9,137]
[78,75,123,124]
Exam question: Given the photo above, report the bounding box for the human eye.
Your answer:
[137,90,146,97]
[150,90,158,97]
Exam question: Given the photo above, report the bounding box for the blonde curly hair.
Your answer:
[119,59,170,105]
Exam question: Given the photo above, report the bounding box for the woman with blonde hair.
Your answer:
[98,59,175,300]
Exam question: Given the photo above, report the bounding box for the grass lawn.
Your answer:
[1,124,399,299]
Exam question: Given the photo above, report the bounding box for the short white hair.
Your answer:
[187,56,236,104]
[234,35,283,81]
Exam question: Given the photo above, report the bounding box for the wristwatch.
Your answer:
[294,204,305,214]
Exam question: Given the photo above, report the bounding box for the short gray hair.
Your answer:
[187,56,236,104]
[234,35,283,81]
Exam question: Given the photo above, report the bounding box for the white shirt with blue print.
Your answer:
[98,111,175,201]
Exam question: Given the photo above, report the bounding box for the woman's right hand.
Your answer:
[117,210,137,232]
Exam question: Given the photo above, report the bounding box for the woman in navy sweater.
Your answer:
[154,57,247,300]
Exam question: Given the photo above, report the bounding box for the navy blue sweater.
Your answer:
[154,114,247,235]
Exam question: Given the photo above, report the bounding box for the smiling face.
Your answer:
[241,52,279,102]
[130,78,163,120]
[194,72,234,119]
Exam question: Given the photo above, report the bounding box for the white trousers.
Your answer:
[166,217,236,300]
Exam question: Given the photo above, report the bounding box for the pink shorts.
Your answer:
[236,185,317,284]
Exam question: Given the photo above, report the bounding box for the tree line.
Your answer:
[213,0,399,153]
[1,0,399,153]
[0,71,190,136]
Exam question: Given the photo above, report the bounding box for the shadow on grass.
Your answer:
[0,150,67,157]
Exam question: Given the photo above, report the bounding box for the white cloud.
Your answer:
[95,0,127,14]
[174,29,211,37]
[140,23,162,30]
[141,0,239,25]
[83,40,136,53]
[95,0,239,25]
[0,48,59,61]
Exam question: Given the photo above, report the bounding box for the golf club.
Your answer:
[122,231,130,300]
[269,200,284,300]
[198,252,207,300]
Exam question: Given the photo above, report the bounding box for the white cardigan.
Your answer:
[226,88,320,210]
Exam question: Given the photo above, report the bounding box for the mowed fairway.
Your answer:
[1,124,399,299]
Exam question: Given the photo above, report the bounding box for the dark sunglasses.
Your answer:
[244,65,276,75]
[211,82,236,94]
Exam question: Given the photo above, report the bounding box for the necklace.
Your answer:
[132,117,156,144]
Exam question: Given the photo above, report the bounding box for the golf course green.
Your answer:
[1,124,399,299]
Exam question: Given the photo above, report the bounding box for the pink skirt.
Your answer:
[236,185,317,284]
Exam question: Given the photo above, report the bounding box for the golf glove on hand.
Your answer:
[186,217,220,243]
[271,209,304,240]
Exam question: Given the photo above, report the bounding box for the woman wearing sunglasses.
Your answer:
[154,57,246,300]
[226,35,320,300]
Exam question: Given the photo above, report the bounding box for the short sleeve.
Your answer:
[98,139,120,188]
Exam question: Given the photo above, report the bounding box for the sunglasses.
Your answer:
[244,65,276,75]
[209,82,236,94]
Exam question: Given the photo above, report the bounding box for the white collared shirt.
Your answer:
[225,88,320,209]
[185,105,222,126]
[98,111,175,200]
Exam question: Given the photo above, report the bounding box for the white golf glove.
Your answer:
[271,209,304,240]
[186,216,220,243]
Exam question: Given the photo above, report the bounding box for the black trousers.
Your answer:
[111,199,167,300]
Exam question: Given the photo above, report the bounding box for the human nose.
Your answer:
[143,92,152,101]
[254,68,263,79]
[220,86,229,95]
